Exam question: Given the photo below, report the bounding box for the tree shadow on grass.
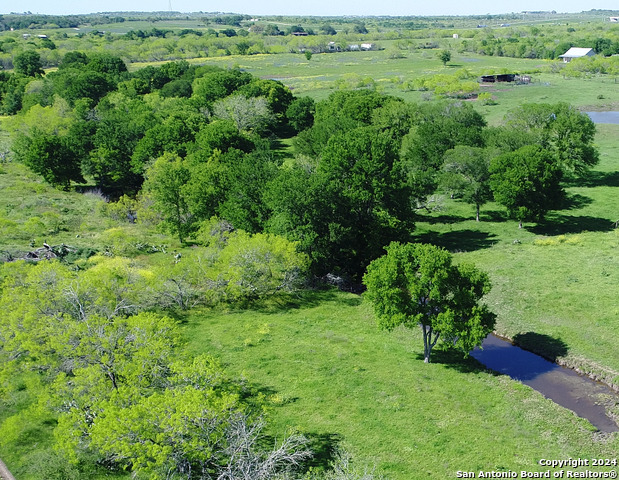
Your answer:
[563,171,619,188]
[414,347,488,374]
[480,209,508,222]
[526,214,615,235]
[512,332,569,362]
[413,229,497,253]
[561,193,594,211]
[235,288,341,314]
[303,433,342,471]
[418,213,469,225]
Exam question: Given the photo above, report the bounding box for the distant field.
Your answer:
[143,50,619,115]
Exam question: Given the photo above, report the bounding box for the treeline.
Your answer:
[451,27,619,59]
[4,51,598,282]
[1,13,617,68]
[0,14,125,30]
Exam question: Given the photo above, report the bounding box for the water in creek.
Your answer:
[586,111,619,124]
[470,334,619,432]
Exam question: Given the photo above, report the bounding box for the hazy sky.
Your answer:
[4,0,618,17]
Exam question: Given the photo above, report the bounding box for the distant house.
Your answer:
[558,47,595,63]
[360,43,374,51]
[610,17,618,22]
[348,44,360,51]
[327,41,341,52]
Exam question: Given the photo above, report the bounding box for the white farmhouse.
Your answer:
[558,47,595,63]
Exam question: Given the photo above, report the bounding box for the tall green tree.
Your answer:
[13,50,44,77]
[12,128,84,189]
[401,101,486,207]
[269,125,413,279]
[489,144,564,228]
[504,102,599,175]
[440,146,493,221]
[363,242,495,363]
[143,153,194,243]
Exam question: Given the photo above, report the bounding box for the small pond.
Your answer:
[586,111,619,124]
[470,334,619,432]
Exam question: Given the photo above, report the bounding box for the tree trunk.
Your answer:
[422,324,432,363]
[518,220,523,229]
[421,324,440,363]
[476,204,480,222]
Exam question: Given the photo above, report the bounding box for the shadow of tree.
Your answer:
[303,432,342,471]
[236,288,342,314]
[527,215,615,235]
[413,229,497,252]
[418,213,469,225]
[512,332,569,362]
[414,346,488,374]
[563,171,619,188]
[480,209,508,222]
[561,193,594,211]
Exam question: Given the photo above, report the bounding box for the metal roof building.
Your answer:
[558,47,595,63]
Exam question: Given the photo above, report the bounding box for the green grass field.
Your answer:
[167,50,619,115]
[183,290,618,479]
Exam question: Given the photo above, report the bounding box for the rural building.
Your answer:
[360,43,374,50]
[453,33,459,39]
[558,47,595,63]
[480,74,517,83]
[610,17,618,22]
[327,41,341,52]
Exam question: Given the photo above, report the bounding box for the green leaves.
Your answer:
[489,144,564,225]
[364,242,495,362]
[505,102,599,175]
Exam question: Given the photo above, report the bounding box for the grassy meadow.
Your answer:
[183,290,618,479]
[164,49,619,116]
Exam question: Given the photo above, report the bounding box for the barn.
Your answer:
[558,47,595,63]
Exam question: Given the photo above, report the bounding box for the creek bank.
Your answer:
[495,332,619,394]
[471,334,619,433]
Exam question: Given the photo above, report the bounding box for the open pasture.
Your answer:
[176,49,619,118]
[184,290,619,479]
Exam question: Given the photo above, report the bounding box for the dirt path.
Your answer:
[0,458,16,480]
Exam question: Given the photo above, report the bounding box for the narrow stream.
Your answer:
[470,334,619,432]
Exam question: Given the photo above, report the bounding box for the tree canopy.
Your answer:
[363,242,496,363]
[489,144,564,227]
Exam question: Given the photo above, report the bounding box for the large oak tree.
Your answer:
[363,242,495,363]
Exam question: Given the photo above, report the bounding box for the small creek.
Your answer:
[470,334,619,432]
[586,111,619,124]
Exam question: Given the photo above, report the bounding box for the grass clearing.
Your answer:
[184,290,618,479]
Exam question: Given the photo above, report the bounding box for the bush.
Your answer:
[477,92,497,105]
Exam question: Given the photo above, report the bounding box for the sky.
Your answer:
[4,0,618,17]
